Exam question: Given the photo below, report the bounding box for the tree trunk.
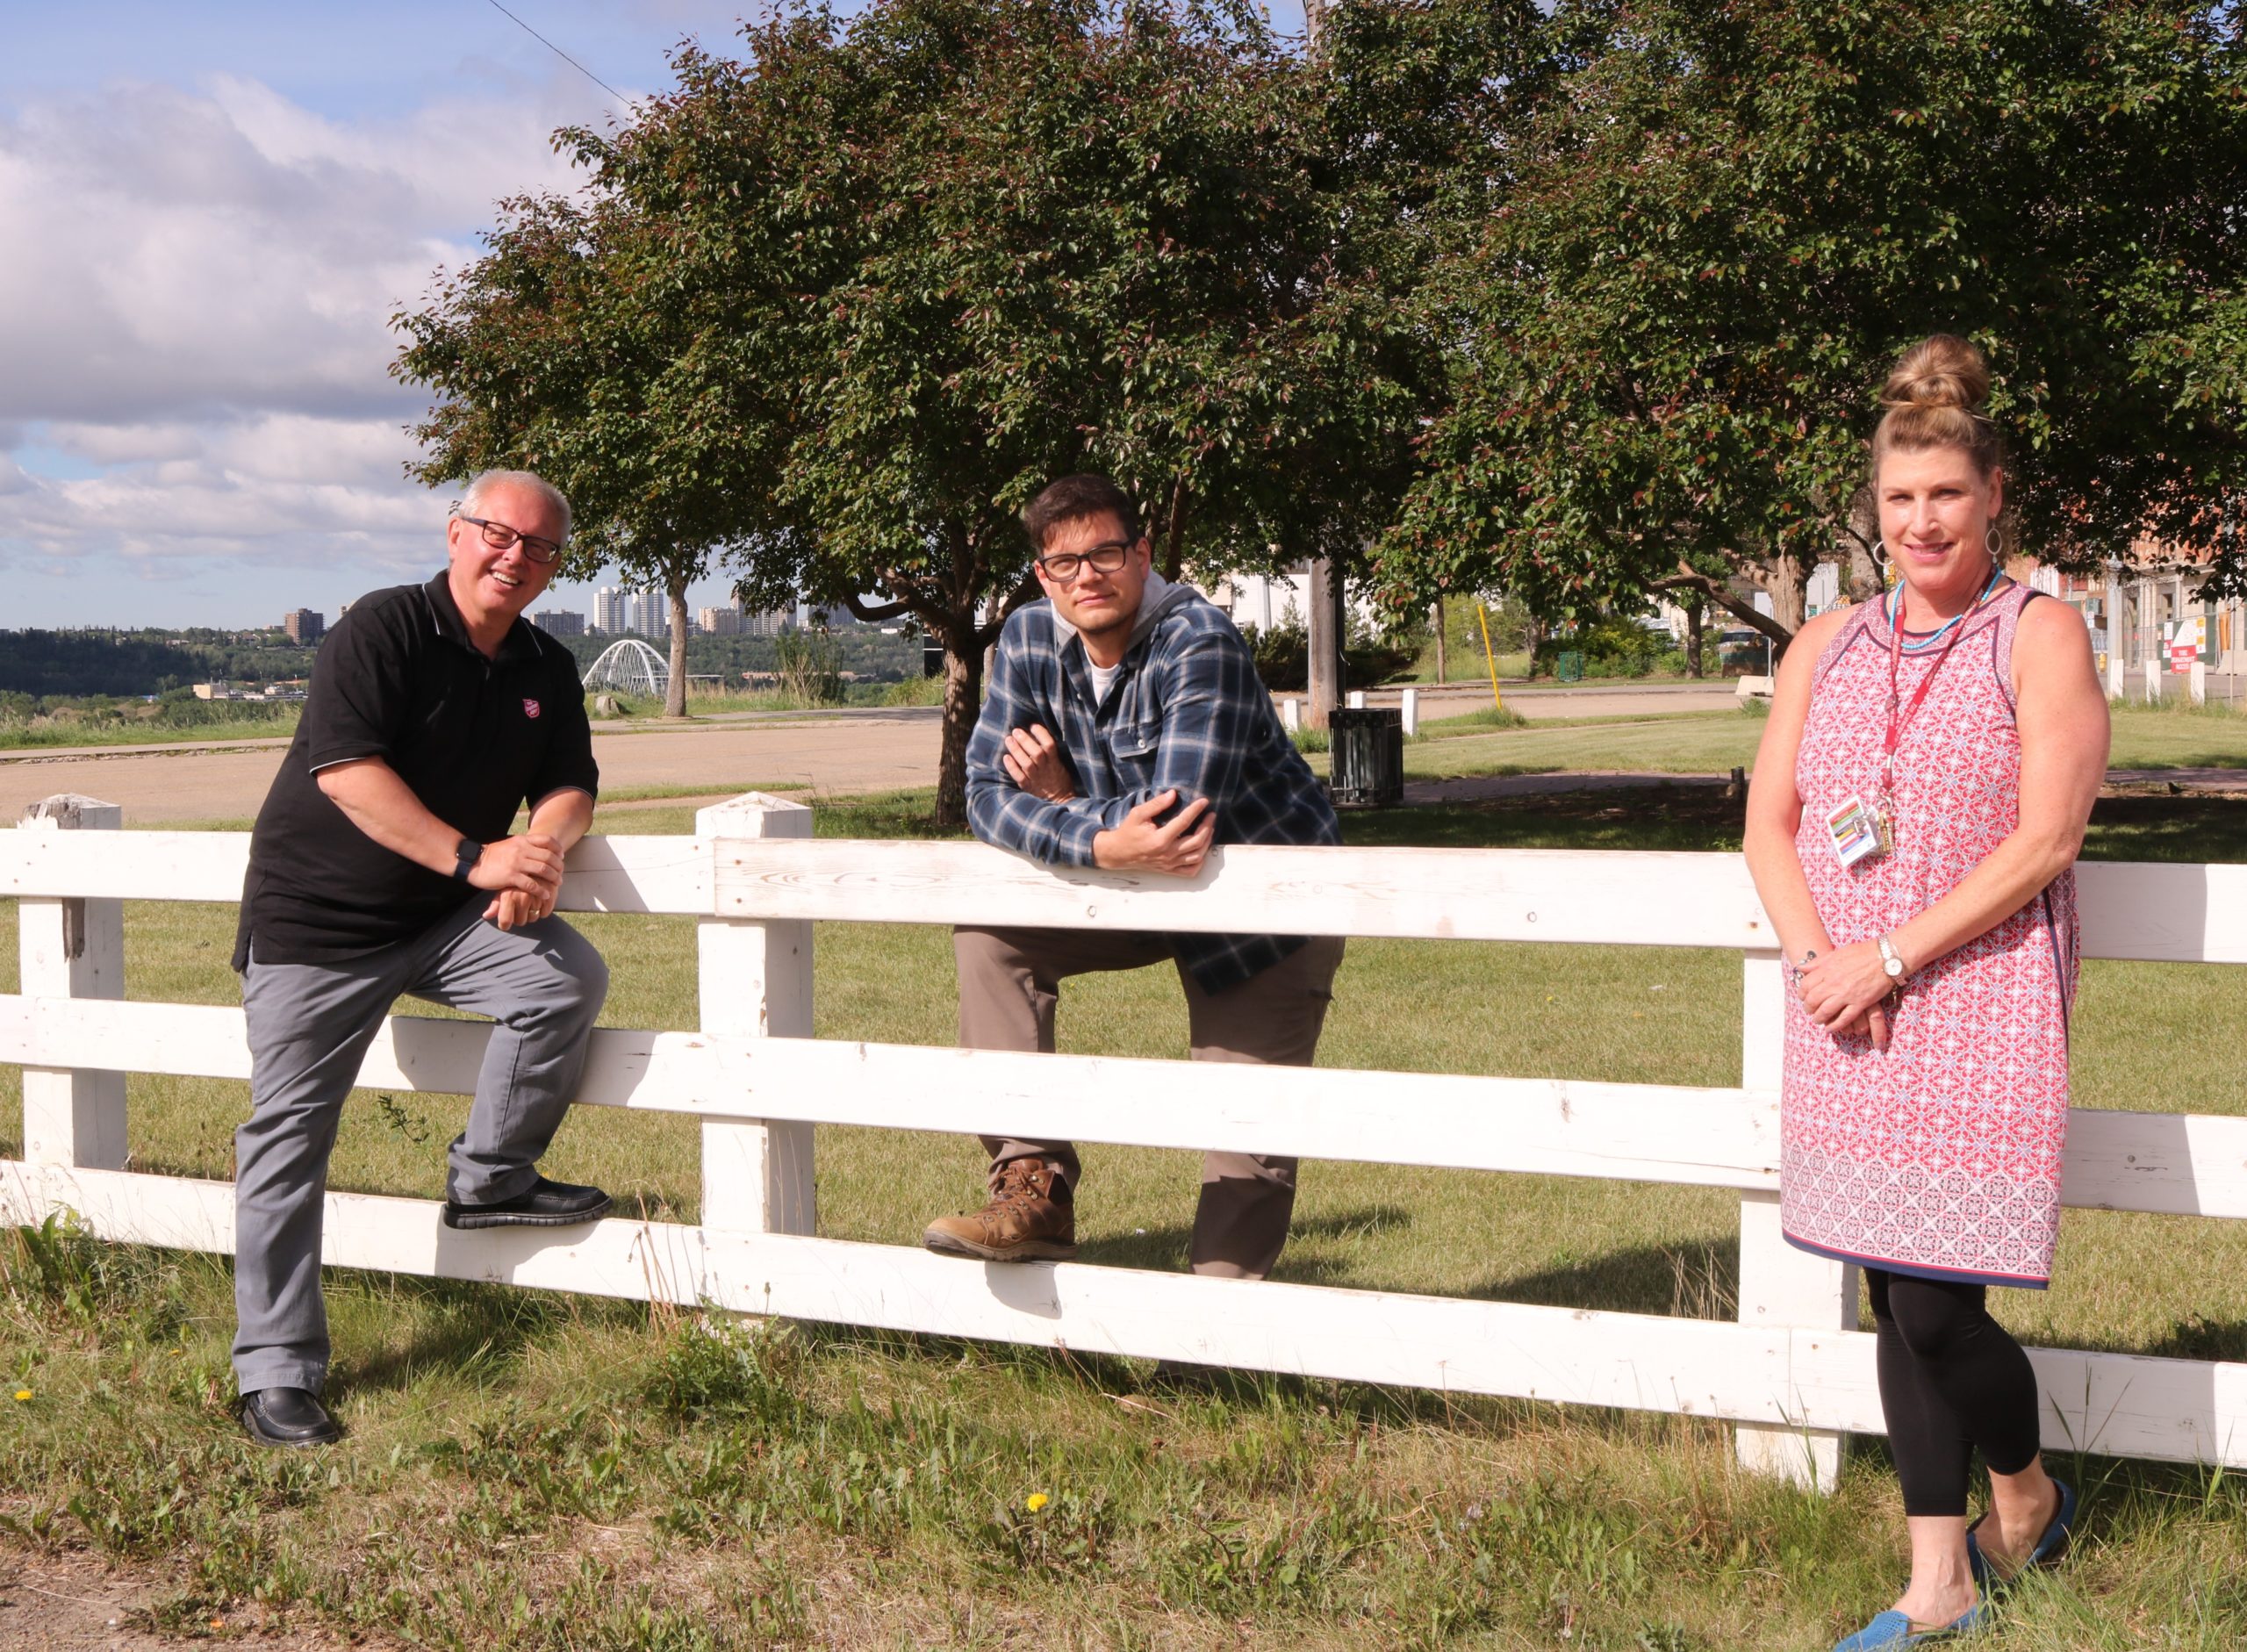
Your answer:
[1763,552,1809,650]
[1842,534,1884,606]
[934,620,983,831]
[1684,599,1705,679]
[1159,475,1189,583]
[1306,558,1342,729]
[1432,600,1447,684]
[665,576,691,718]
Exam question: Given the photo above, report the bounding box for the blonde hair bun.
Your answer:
[1871,334,2001,476]
[1880,334,1992,415]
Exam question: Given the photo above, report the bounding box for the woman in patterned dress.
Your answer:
[1744,335,2109,1648]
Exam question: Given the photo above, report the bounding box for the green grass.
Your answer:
[0,711,301,751]
[1313,701,2247,786]
[3,789,2245,1646]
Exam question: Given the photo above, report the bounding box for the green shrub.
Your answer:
[1239,621,1417,693]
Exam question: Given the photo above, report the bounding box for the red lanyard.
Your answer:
[1882,573,2006,793]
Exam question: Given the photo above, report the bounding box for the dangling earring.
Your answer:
[1985,521,2003,561]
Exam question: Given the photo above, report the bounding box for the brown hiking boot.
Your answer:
[922,1157,1078,1262]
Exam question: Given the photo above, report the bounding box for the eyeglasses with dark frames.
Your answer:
[459,514,564,566]
[1035,541,1136,582]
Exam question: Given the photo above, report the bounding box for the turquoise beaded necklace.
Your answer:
[1886,564,2006,654]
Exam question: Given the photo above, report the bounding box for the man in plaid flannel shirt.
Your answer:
[922,473,1344,1279]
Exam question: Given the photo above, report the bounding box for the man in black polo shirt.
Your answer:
[230,469,611,1448]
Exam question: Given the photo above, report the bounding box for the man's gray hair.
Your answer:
[457,469,571,542]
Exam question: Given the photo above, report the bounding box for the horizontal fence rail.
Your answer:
[4,794,2244,1487]
[4,995,2244,1218]
[7,828,2246,961]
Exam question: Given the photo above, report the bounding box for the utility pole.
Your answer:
[1302,0,1344,731]
[1307,559,1343,729]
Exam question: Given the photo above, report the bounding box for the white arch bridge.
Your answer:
[584,638,670,697]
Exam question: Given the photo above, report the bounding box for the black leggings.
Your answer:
[1868,1268,2042,1517]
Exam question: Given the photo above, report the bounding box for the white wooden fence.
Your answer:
[4,790,2245,1488]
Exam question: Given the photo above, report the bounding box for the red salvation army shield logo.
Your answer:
[522,698,542,720]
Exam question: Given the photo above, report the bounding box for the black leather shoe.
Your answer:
[239,1386,341,1448]
[442,1175,613,1231]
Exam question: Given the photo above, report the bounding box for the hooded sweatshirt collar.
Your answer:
[1047,568,1195,657]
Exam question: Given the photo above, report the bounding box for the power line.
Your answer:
[480,0,635,108]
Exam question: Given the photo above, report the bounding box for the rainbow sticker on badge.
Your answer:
[1826,794,1884,868]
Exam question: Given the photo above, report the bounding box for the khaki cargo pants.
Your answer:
[954,925,1345,1280]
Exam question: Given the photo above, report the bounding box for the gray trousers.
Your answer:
[954,926,1344,1280]
[233,900,608,1394]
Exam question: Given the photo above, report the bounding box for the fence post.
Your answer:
[17,795,128,1173]
[1281,698,1301,733]
[1400,687,1420,737]
[695,794,816,1238]
[1734,950,1855,1490]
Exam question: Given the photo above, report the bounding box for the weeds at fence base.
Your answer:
[4,1239,2244,1647]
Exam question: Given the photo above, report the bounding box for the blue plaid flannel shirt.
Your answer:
[966,585,1339,994]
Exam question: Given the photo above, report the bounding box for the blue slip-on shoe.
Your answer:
[1830,1596,1992,1650]
[1967,1476,2077,1591]
[2025,1477,2077,1569]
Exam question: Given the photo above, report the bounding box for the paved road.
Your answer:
[0,685,1747,826]
[0,711,944,827]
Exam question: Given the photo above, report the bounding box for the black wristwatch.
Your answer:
[452,837,484,881]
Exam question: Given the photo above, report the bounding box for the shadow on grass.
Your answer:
[1339,787,1748,853]
[1474,1238,1741,1321]
[2083,794,2247,864]
[804,779,2247,863]
[1088,1215,1739,1324]
[1079,1203,1415,1277]
[332,1272,643,1397]
[2138,1312,2247,1364]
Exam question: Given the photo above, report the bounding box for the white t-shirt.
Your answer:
[1088,661,1121,704]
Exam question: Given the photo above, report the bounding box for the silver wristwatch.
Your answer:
[1877,933,1909,983]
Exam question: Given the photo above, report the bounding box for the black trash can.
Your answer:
[1328,707,1404,808]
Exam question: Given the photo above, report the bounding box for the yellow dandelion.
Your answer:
[11,1389,29,1403]
[1025,1492,1050,1513]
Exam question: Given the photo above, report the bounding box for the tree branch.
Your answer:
[842,593,915,623]
[1648,562,1793,643]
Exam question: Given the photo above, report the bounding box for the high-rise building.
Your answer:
[534,609,585,637]
[743,607,792,637]
[592,586,628,634]
[697,603,744,636]
[628,589,668,636]
[283,608,325,644]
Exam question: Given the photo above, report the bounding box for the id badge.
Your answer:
[1826,794,1885,868]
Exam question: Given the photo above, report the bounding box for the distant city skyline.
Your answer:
[0,2,1308,629]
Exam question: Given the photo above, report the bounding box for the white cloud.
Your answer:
[0,70,601,601]
[4,413,436,575]
[0,75,592,428]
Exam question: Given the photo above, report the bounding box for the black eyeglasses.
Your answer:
[1036,541,1136,582]
[460,514,564,565]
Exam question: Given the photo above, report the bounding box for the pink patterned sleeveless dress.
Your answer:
[1781,583,2078,1289]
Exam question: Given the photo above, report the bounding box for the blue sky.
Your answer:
[0,1,1305,631]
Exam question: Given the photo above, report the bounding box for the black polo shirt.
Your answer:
[233,572,600,969]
